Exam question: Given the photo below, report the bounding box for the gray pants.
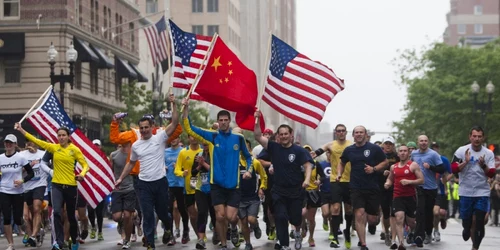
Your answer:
[51,184,78,246]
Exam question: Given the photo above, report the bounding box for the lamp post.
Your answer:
[47,42,78,108]
[471,80,495,132]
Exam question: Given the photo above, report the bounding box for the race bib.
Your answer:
[31,167,41,181]
[190,176,198,189]
[200,173,209,185]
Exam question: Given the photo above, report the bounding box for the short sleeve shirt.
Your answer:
[411,149,443,190]
[340,142,387,190]
[131,130,168,182]
[0,152,29,194]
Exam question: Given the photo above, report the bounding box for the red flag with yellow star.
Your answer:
[195,36,264,131]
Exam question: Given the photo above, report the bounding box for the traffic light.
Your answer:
[488,144,499,154]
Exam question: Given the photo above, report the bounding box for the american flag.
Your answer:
[25,87,115,208]
[144,16,171,74]
[263,35,344,129]
[168,19,212,100]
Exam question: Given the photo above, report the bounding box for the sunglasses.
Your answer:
[335,129,346,133]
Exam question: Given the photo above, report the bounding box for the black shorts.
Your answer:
[381,188,393,218]
[320,192,333,206]
[211,184,240,208]
[185,194,196,208]
[111,191,137,213]
[24,186,46,206]
[76,194,87,208]
[331,182,351,204]
[263,189,274,214]
[391,196,417,218]
[304,190,321,208]
[350,189,380,216]
[435,194,448,209]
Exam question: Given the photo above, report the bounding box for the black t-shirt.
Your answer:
[257,149,274,189]
[378,151,400,189]
[340,142,387,190]
[267,141,314,198]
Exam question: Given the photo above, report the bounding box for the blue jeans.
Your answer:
[136,177,170,248]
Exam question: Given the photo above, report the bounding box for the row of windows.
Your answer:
[192,0,219,13]
[228,1,240,23]
[457,23,483,35]
[192,25,219,36]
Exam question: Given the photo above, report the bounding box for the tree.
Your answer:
[393,39,500,158]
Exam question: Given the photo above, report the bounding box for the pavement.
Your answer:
[1,213,500,250]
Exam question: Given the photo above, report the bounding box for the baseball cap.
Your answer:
[92,139,101,146]
[382,136,395,144]
[4,134,17,143]
[431,141,439,148]
[407,141,417,148]
[303,145,313,151]
[263,128,274,135]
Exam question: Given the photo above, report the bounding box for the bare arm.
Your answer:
[312,141,333,158]
[253,110,268,150]
[336,161,346,181]
[163,95,179,137]
[384,165,395,188]
[118,160,136,181]
[410,162,425,185]
[302,161,313,187]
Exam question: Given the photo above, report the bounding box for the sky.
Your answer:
[296,0,450,141]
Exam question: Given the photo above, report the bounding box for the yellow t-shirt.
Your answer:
[306,166,319,191]
[25,133,89,186]
[174,147,203,195]
[329,140,352,183]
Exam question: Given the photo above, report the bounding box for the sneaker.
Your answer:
[423,234,431,244]
[51,243,61,250]
[294,230,302,250]
[244,243,253,250]
[328,232,334,240]
[137,226,143,237]
[212,232,220,245]
[308,238,315,247]
[162,230,172,244]
[343,229,351,249]
[337,229,342,236]
[390,242,398,249]
[117,240,124,245]
[122,240,131,249]
[80,229,88,240]
[440,219,447,229]
[181,231,190,244]
[97,232,104,241]
[254,226,262,239]
[230,228,240,247]
[289,229,295,239]
[385,234,392,246]
[323,219,329,231]
[280,246,291,250]
[71,242,80,250]
[274,243,281,249]
[433,230,441,242]
[22,234,29,244]
[462,228,470,241]
[360,246,369,250]
[380,232,386,240]
[196,239,206,249]
[27,236,37,247]
[142,236,147,247]
[406,232,414,245]
[268,227,276,240]
[146,244,155,250]
[131,234,137,242]
[89,228,96,239]
[414,236,423,248]
[239,231,245,242]
[329,239,340,248]
[368,225,376,235]
[209,222,214,231]
[154,233,158,240]
[220,245,228,250]
[398,244,406,250]
[6,244,14,250]
[175,228,180,238]
[167,238,176,246]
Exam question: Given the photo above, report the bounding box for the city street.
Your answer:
[1,213,500,250]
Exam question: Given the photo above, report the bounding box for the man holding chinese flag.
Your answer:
[194,36,264,131]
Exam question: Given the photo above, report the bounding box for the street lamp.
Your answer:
[48,41,78,108]
[471,80,495,132]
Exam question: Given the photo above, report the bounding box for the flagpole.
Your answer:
[255,32,273,124]
[180,33,218,113]
[18,85,53,124]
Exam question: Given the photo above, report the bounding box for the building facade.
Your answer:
[444,0,499,47]
[0,0,148,147]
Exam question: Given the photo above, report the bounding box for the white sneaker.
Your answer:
[131,234,137,242]
[6,244,15,250]
[433,231,441,242]
[117,239,124,245]
[122,240,131,249]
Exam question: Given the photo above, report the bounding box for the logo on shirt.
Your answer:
[404,169,410,175]
[233,144,239,151]
[364,150,370,157]
[288,154,296,162]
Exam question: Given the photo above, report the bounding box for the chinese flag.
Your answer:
[195,36,265,131]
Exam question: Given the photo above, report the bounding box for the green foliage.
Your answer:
[393,39,500,157]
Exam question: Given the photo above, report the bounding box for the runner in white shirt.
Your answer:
[20,141,50,247]
[0,134,35,250]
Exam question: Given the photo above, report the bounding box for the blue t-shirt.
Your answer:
[340,142,387,190]
[165,147,184,187]
[411,149,443,190]
[438,155,451,195]
[318,161,331,193]
[267,141,314,198]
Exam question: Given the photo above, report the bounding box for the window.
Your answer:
[108,8,111,41]
[457,24,466,34]
[114,72,122,101]
[103,6,107,38]
[146,0,158,13]
[0,59,21,84]
[474,5,483,15]
[119,15,123,46]
[207,0,218,12]
[90,63,98,94]
[115,13,119,43]
[207,25,218,36]
[90,0,95,32]
[192,25,203,35]
[474,24,483,34]
[95,1,99,34]
[192,0,203,13]
[1,0,20,19]
[86,120,101,142]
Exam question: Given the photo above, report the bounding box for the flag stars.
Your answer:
[224,77,229,83]
[228,70,233,75]
[227,61,232,66]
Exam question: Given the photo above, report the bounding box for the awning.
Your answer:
[128,63,148,82]
[89,44,114,69]
[115,57,137,79]
[0,33,25,59]
[73,37,99,63]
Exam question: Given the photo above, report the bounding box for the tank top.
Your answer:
[393,160,417,198]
